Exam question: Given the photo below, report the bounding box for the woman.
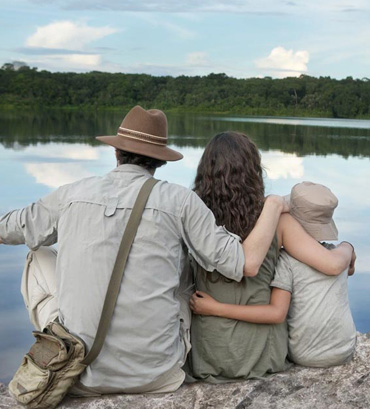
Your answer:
[187,131,354,382]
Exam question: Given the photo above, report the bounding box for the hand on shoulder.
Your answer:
[265,195,290,213]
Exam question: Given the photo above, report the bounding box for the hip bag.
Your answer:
[9,178,159,409]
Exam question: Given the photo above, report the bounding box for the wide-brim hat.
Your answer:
[96,105,183,161]
[285,181,338,241]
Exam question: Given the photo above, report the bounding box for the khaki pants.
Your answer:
[20,247,191,396]
[21,247,59,331]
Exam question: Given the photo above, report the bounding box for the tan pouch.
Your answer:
[10,354,54,404]
[9,321,86,409]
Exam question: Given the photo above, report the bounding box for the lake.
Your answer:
[0,110,370,383]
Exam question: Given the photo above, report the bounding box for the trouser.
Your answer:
[21,247,59,330]
[20,247,191,396]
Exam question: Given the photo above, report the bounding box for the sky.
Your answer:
[0,0,369,79]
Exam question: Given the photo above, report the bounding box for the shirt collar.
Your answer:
[111,164,152,176]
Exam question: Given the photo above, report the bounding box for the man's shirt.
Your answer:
[0,164,244,391]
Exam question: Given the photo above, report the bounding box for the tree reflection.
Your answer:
[0,111,369,158]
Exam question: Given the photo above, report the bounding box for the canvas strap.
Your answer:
[82,177,159,365]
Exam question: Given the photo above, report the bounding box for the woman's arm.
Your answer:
[242,195,288,277]
[190,288,291,324]
[277,213,353,276]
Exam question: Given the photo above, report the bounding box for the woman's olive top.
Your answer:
[188,236,290,382]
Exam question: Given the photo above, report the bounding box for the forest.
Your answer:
[1,63,369,119]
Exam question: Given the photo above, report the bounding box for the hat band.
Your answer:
[118,127,167,146]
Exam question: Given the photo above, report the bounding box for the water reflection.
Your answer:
[262,151,304,180]
[216,116,370,129]
[1,111,370,158]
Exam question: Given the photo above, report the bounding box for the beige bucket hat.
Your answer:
[285,181,338,241]
[96,105,183,161]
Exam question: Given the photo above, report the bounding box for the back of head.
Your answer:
[288,181,338,241]
[194,131,264,241]
[115,149,167,171]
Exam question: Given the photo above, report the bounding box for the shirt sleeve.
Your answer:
[179,190,245,282]
[0,189,60,250]
[271,250,293,293]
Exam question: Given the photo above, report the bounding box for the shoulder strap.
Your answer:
[82,177,159,365]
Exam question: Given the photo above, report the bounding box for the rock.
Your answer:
[1,332,369,409]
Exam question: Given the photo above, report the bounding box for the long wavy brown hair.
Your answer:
[194,131,265,242]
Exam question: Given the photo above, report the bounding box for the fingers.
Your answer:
[190,291,212,315]
[190,291,206,314]
[282,195,290,213]
[348,251,356,276]
[189,296,200,314]
[265,195,290,213]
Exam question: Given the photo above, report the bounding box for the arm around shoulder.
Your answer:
[242,195,287,277]
[179,190,244,281]
[277,213,353,276]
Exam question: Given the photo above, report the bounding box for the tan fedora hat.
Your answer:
[286,181,338,241]
[96,105,183,161]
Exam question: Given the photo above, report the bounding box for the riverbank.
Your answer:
[1,332,369,409]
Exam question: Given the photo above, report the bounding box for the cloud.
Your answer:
[181,147,204,170]
[186,52,209,66]
[262,151,304,180]
[25,163,94,188]
[255,47,309,78]
[26,21,118,51]
[49,53,102,68]
[16,47,98,56]
[21,20,118,71]
[155,146,203,187]
[21,144,99,187]
[22,144,99,161]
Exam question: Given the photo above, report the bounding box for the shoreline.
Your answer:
[1,106,370,120]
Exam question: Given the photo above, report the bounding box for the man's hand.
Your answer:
[0,237,3,244]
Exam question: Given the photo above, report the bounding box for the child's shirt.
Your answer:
[271,245,356,367]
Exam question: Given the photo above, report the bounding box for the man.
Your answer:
[0,105,290,395]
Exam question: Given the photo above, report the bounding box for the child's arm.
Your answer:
[277,213,354,276]
[189,288,291,324]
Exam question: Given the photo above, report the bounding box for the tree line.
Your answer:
[1,63,369,119]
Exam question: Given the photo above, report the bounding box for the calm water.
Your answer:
[1,111,370,383]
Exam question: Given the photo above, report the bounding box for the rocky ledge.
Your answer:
[1,332,369,409]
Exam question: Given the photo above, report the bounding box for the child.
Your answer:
[190,181,357,367]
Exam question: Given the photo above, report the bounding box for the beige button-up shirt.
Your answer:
[0,164,244,391]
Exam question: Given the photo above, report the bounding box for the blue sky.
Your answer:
[0,0,369,78]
